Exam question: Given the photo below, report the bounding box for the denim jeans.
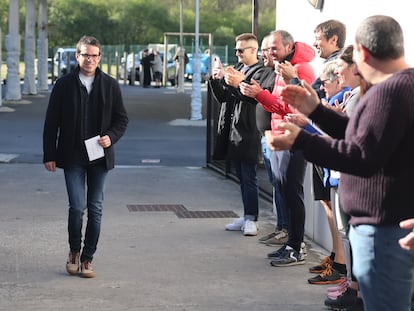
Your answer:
[284,150,306,251]
[261,137,273,186]
[64,163,108,263]
[233,160,258,221]
[268,147,290,231]
[349,225,414,311]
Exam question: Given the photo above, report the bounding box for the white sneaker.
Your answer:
[300,242,307,258]
[225,217,245,231]
[243,219,258,236]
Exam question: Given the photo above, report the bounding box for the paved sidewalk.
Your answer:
[0,84,331,311]
[0,163,331,311]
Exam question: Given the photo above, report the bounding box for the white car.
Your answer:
[53,48,77,80]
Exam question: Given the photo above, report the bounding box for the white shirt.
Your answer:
[79,72,94,94]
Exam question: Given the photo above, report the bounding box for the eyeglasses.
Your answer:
[321,79,329,85]
[79,53,100,60]
[234,46,253,54]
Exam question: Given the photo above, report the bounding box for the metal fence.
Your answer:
[49,44,238,86]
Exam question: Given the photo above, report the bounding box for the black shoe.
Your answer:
[324,287,363,310]
[270,246,305,267]
[267,244,287,259]
[308,264,344,285]
[309,255,333,273]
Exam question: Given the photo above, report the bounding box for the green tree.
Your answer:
[48,0,115,46]
[0,0,276,52]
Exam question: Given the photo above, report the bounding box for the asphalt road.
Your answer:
[0,83,208,167]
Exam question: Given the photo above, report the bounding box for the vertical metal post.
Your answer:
[190,0,202,120]
[252,0,259,36]
[163,35,168,87]
[177,0,185,93]
[123,51,127,85]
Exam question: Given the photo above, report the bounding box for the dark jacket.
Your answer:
[255,69,276,134]
[43,66,128,170]
[209,61,274,164]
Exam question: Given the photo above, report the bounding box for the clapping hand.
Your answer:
[399,218,414,251]
[264,122,301,151]
[280,80,320,116]
[240,79,262,98]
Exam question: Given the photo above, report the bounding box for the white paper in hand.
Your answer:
[84,135,104,161]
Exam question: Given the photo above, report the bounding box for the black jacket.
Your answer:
[209,61,274,164]
[43,66,128,170]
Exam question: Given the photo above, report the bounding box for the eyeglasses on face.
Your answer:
[320,79,331,86]
[79,53,100,60]
[234,46,253,54]
[267,46,279,52]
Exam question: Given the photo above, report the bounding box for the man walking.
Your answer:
[43,35,128,278]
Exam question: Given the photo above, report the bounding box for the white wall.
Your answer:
[275,0,414,65]
[274,0,414,250]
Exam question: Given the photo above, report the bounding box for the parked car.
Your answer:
[53,48,77,80]
[120,52,141,85]
[120,51,176,86]
[161,52,177,86]
[185,52,220,82]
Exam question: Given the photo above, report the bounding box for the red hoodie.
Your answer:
[255,42,316,134]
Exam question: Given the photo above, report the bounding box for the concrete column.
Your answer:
[0,27,2,108]
[37,0,49,91]
[23,0,37,95]
[6,0,21,101]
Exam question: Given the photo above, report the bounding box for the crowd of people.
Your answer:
[209,15,414,311]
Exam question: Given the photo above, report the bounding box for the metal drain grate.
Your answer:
[127,204,238,219]
[175,210,239,219]
[127,204,187,213]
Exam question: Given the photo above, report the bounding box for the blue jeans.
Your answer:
[233,160,258,221]
[263,137,289,231]
[64,163,108,263]
[349,225,414,311]
[284,150,306,251]
[261,136,273,185]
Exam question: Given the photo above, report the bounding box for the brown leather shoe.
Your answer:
[80,261,96,278]
[66,252,80,275]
